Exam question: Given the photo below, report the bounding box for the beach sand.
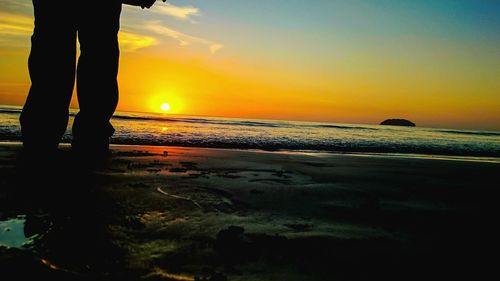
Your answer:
[0,142,499,280]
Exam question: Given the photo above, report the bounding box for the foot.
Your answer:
[71,138,111,170]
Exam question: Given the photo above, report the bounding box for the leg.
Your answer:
[20,0,77,151]
[72,1,122,153]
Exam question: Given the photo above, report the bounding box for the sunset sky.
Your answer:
[0,0,499,130]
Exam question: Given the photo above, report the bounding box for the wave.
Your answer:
[0,107,81,118]
[112,114,380,131]
[2,106,377,131]
[107,138,500,158]
[437,129,500,137]
[112,114,285,128]
[0,108,22,114]
[0,130,498,158]
[315,124,378,130]
[1,106,498,158]
[0,107,285,128]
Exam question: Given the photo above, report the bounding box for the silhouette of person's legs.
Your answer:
[21,1,122,157]
[72,2,122,154]
[20,0,77,152]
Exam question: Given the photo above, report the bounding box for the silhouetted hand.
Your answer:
[122,0,163,9]
[141,0,157,9]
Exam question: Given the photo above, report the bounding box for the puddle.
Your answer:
[0,216,34,249]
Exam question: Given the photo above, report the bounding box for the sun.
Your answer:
[160,103,171,112]
[149,92,184,114]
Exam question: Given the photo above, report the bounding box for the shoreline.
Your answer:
[1,141,499,164]
[2,104,500,133]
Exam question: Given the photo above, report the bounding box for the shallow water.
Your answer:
[1,105,499,157]
[0,216,32,249]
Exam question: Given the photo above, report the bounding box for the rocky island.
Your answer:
[380,119,416,127]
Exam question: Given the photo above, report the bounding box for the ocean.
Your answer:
[1,105,499,158]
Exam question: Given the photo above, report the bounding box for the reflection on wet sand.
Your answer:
[0,143,498,280]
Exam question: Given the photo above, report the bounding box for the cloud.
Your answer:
[0,11,33,47]
[210,44,224,54]
[153,2,200,22]
[0,0,32,14]
[145,21,223,54]
[121,2,224,54]
[119,30,157,52]
[0,11,33,35]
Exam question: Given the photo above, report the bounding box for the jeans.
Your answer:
[20,0,122,152]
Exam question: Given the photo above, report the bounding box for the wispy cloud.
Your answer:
[119,30,158,52]
[0,0,32,14]
[120,2,224,54]
[0,11,33,46]
[0,11,32,35]
[145,21,223,54]
[153,2,200,22]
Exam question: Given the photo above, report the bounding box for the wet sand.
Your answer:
[0,143,499,280]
